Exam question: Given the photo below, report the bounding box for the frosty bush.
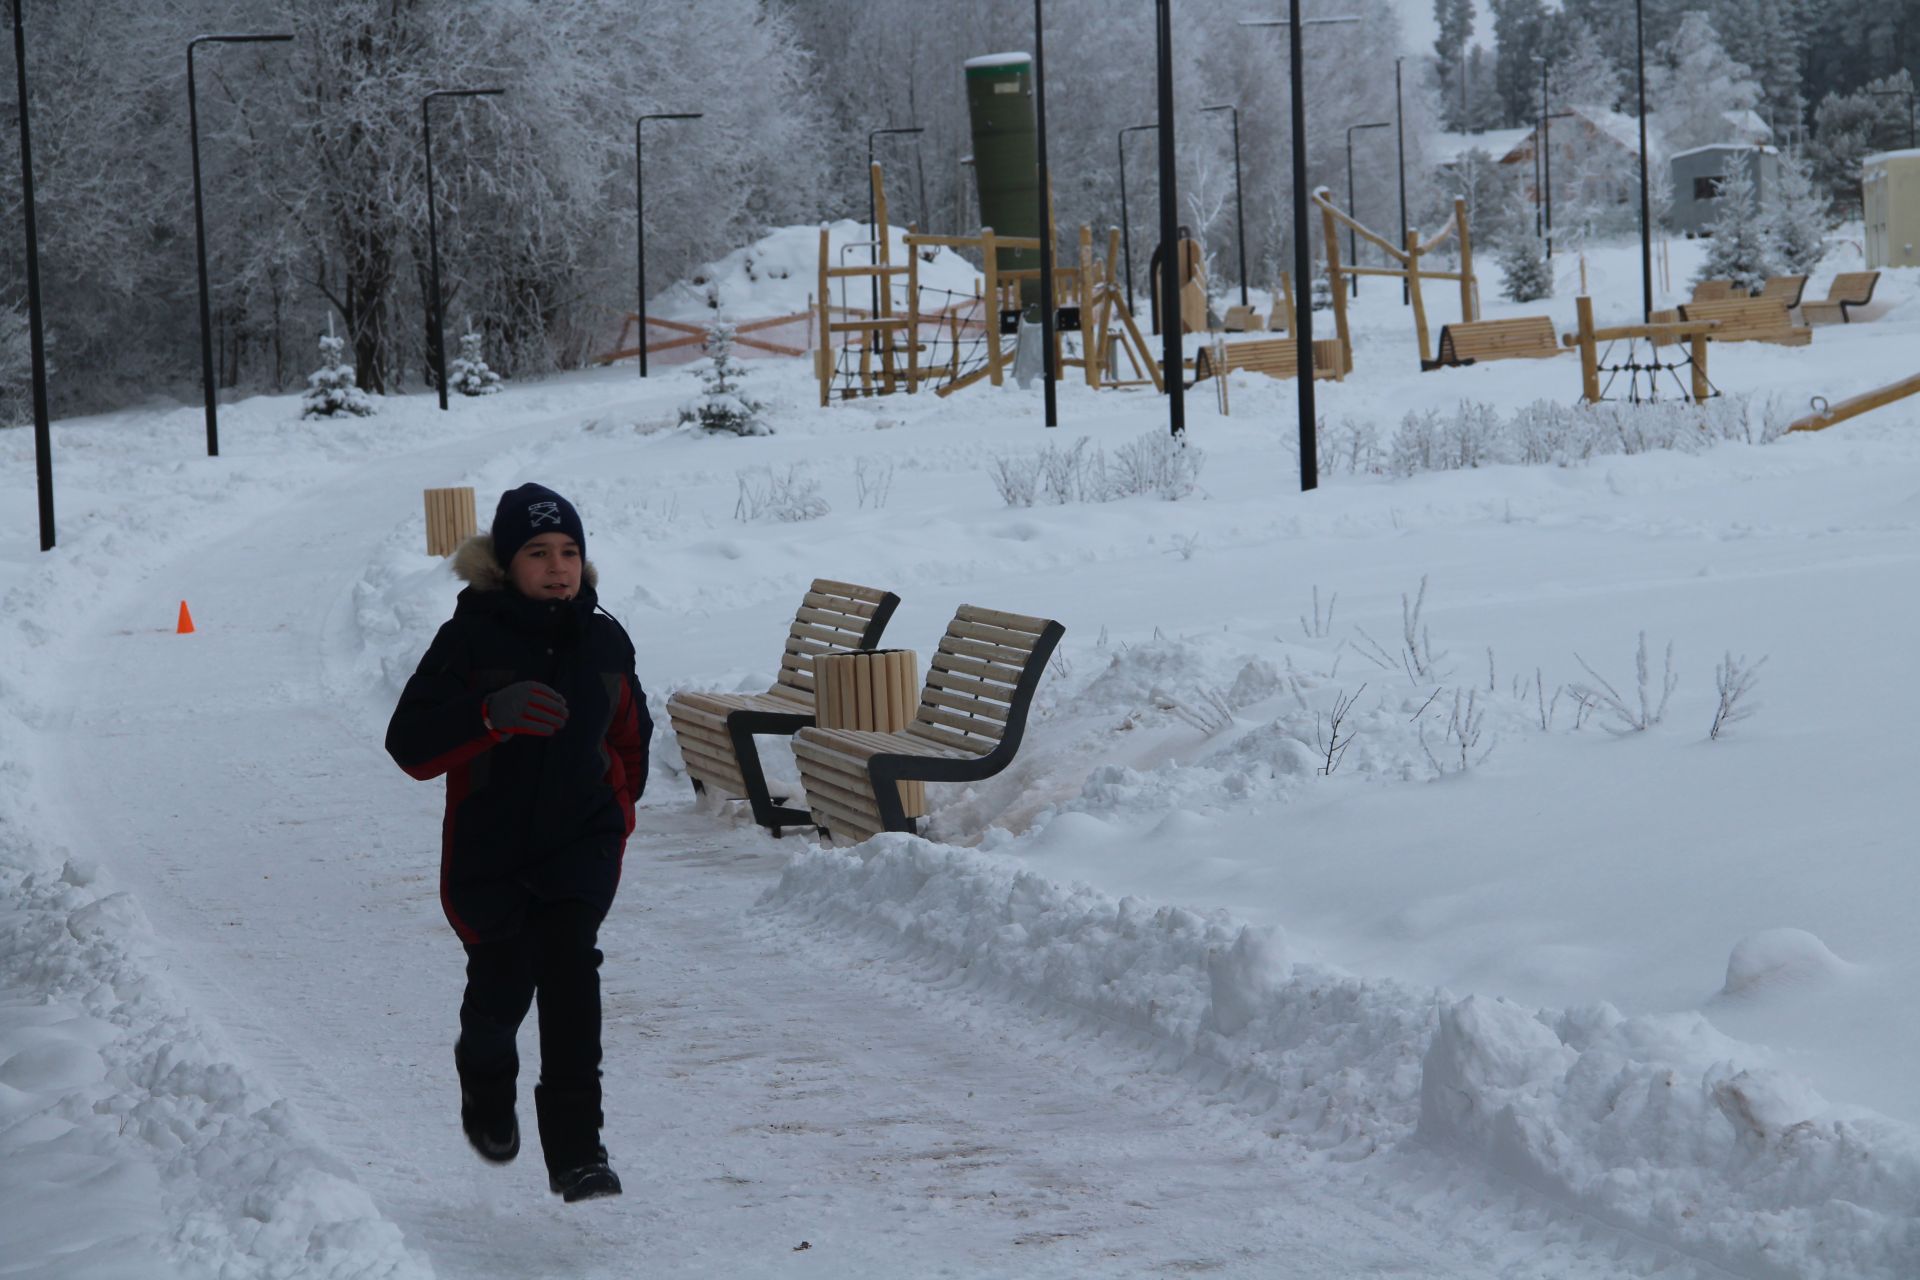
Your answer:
[990,431,1204,507]
[1498,234,1553,302]
[1323,395,1784,479]
[734,465,827,522]
[447,331,503,396]
[679,320,769,436]
[301,332,374,419]
[0,307,38,428]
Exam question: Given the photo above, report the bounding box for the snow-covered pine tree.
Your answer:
[1763,150,1828,276]
[1694,165,1778,294]
[448,331,503,396]
[1551,19,1622,113]
[677,320,769,436]
[1498,232,1553,302]
[301,331,375,418]
[1649,12,1764,154]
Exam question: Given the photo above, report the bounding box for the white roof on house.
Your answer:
[1864,149,1920,168]
[1670,142,1779,162]
[1721,108,1773,144]
[1428,127,1530,166]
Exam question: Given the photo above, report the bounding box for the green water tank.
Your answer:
[964,52,1039,305]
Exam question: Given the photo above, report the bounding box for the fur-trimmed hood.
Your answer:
[451,533,599,593]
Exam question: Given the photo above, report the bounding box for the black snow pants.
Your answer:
[454,898,608,1175]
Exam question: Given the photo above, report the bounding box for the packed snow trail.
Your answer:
[35,402,1717,1278]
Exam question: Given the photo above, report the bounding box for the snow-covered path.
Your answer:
[34,403,1696,1278]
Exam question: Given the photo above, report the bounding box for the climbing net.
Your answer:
[825,282,998,399]
[1593,335,1720,405]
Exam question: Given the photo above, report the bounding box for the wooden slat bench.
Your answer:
[1691,278,1740,303]
[1800,271,1881,325]
[1190,336,1343,384]
[1757,274,1808,309]
[1424,316,1561,369]
[666,579,901,834]
[792,605,1066,845]
[1676,297,1811,346]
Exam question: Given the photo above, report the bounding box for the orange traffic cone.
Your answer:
[176,601,196,635]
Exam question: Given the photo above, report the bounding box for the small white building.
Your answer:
[1863,150,1920,269]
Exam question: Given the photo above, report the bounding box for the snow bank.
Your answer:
[762,837,1920,1279]
[0,399,462,1279]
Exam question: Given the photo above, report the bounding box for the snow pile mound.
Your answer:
[1719,926,1853,998]
[764,836,1920,1279]
[652,220,984,323]
[762,836,1440,1161]
[1420,995,1920,1279]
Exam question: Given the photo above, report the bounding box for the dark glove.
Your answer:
[484,681,568,737]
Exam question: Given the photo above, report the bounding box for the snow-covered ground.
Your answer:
[4,228,1919,1278]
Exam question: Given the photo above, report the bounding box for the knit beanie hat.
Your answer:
[491,482,585,567]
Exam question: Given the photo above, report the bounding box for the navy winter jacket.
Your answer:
[385,536,652,942]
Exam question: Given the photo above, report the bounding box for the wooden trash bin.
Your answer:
[424,487,478,557]
[812,649,925,818]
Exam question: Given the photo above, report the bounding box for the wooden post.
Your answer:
[982,227,1003,386]
[1454,196,1476,323]
[1690,332,1709,404]
[1406,228,1431,367]
[817,225,832,407]
[423,487,477,557]
[1320,202,1352,371]
[1576,295,1600,403]
[1277,271,1296,335]
[1078,225,1095,386]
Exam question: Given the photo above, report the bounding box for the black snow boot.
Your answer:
[460,1089,521,1164]
[548,1148,623,1203]
[455,1041,520,1164]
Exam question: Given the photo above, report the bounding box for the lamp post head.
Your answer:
[641,112,704,123]
[191,32,295,48]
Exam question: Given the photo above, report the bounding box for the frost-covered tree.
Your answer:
[1694,166,1777,294]
[301,331,375,418]
[1491,0,1552,125]
[1551,20,1622,113]
[448,332,503,397]
[1763,150,1828,275]
[1807,70,1916,213]
[1499,232,1554,301]
[1,307,34,429]
[1433,0,1478,130]
[1649,12,1764,154]
[678,321,768,437]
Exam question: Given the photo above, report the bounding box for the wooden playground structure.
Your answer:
[1562,295,1720,405]
[815,163,1165,406]
[1313,189,1482,372]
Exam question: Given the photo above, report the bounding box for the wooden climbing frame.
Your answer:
[1314,190,1478,371]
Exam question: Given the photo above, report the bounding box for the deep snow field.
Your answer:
[3,227,1919,1278]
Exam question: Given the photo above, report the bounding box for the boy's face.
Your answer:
[508,532,582,600]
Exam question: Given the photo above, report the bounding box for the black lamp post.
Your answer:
[865,125,924,336]
[1635,0,1652,320]
[1201,105,1249,307]
[636,111,702,379]
[1117,123,1157,314]
[188,31,292,457]
[1034,0,1058,428]
[422,87,504,412]
[1344,120,1389,295]
[1395,56,1410,306]
[12,0,53,549]
[1154,0,1184,438]
[1242,7,1363,492]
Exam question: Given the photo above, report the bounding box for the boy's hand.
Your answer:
[484,681,569,736]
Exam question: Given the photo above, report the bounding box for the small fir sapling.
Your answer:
[1762,150,1827,276]
[1693,165,1778,295]
[448,329,503,396]
[1498,233,1554,302]
[301,323,375,418]
[680,319,769,436]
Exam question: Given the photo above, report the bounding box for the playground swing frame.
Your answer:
[1313,188,1479,372]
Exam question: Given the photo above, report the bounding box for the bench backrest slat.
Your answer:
[1677,297,1794,336]
[773,579,900,700]
[1758,275,1807,308]
[1824,271,1879,304]
[909,605,1062,755]
[1692,278,1739,302]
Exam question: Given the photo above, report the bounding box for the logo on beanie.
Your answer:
[527,501,562,528]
